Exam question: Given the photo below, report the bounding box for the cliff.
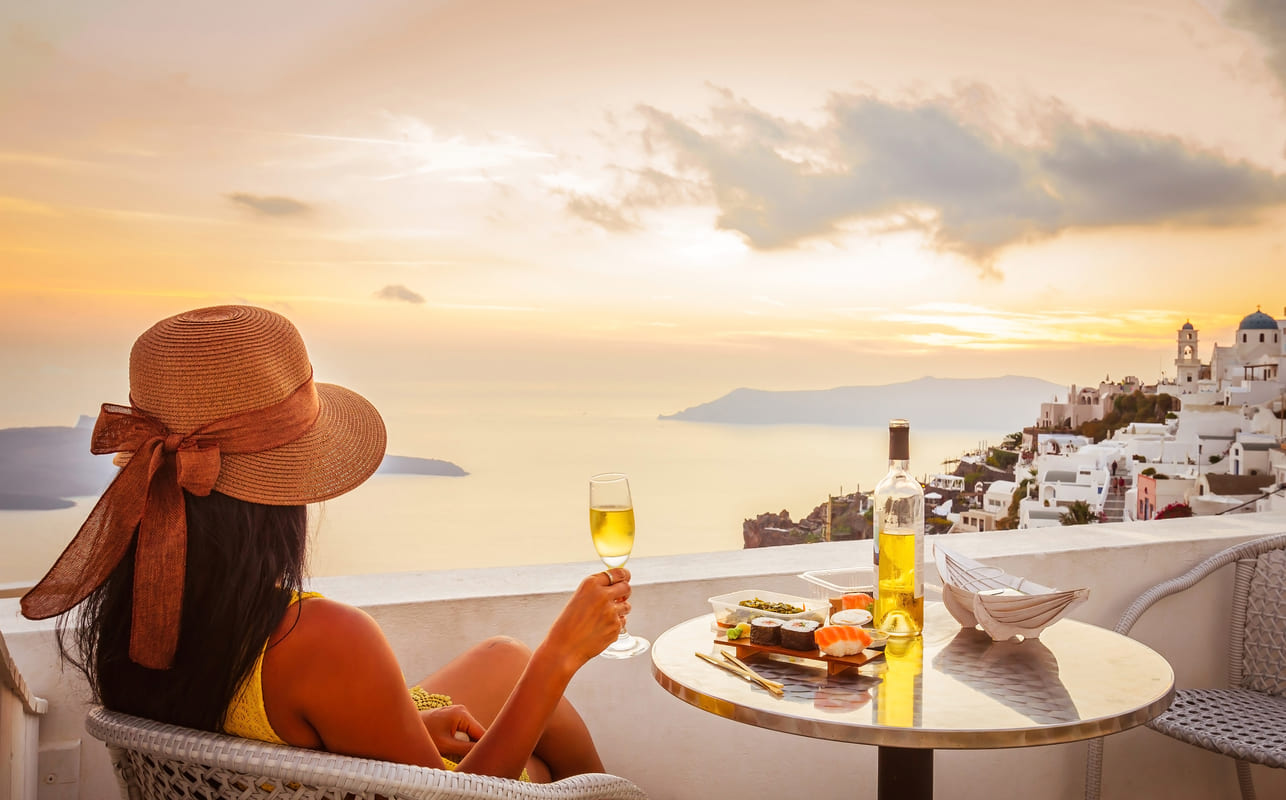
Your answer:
[742,452,1017,550]
[743,494,872,548]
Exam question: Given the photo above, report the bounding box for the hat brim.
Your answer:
[213,382,387,505]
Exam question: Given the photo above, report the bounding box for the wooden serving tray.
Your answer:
[714,636,882,676]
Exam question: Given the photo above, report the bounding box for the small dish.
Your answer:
[830,608,873,627]
[864,629,890,650]
[708,589,829,629]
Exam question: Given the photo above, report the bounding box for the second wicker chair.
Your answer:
[1084,532,1286,800]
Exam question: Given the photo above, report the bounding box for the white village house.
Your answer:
[1003,305,1286,529]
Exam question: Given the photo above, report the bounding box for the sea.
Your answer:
[1,412,1006,584]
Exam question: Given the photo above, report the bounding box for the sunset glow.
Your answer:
[3,0,1285,430]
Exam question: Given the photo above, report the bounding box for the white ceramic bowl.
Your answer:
[829,608,873,627]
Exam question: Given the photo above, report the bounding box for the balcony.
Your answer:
[5,510,1286,799]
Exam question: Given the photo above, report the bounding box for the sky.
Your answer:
[3,0,1286,443]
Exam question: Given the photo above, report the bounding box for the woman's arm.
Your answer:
[446,570,631,778]
[261,571,630,777]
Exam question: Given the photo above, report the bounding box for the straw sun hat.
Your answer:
[128,304,387,503]
[21,305,386,668]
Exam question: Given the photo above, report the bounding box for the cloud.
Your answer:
[260,117,555,182]
[225,192,312,217]
[561,167,704,232]
[0,196,60,216]
[374,284,425,304]
[565,194,639,232]
[876,303,1184,349]
[1224,0,1286,92]
[576,89,1286,276]
[0,151,105,171]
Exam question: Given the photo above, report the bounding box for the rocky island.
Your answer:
[0,418,468,511]
[661,376,1064,429]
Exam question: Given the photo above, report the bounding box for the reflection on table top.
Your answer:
[650,603,1174,750]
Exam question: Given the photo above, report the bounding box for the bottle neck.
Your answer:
[887,422,910,462]
[887,458,909,471]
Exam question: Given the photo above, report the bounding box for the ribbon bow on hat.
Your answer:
[20,379,319,670]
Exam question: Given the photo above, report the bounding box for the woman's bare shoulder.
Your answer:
[263,595,435,761]
[270,596,388,659]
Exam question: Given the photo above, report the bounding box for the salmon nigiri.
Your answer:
[841,592,875,611]
[814,624,873,657]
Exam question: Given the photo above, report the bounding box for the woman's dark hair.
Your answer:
[57,490,308,732]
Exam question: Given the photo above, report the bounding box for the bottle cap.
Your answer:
[888,419,910,460]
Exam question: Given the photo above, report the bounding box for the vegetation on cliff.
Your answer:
[1073,391,1177,442]
[996,471,1035,530]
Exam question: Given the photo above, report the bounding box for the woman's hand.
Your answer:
[541,568,633,671]
[420,704,486,760]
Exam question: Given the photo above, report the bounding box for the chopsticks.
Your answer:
[723,653,786,696]
[694,651,785,696]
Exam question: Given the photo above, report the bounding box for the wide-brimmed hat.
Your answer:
[129,305,386,503]
[21,305,387,669]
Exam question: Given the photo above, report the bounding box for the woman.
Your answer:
[22,304,630,781]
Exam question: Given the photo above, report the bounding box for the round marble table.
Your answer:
[650,603,1174,800]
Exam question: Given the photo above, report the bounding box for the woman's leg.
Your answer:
[416,636,605,781]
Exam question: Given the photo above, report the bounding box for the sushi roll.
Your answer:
[749,616,782,646]
[780,619,821,651]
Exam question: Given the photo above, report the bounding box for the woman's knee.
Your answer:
[474,635,532,674]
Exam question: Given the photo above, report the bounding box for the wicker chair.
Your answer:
[1085,532,1286,800]
[86,706,648,800]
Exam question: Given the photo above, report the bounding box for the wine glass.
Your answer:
[589,472,649,658]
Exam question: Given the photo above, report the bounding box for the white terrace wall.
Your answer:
[4,511,1286,800]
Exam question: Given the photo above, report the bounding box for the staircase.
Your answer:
[1102,476,1130,523]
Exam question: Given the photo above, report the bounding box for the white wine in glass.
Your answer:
[589,473,649,658]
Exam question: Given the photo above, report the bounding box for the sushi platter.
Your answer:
[707,587,887,676]
[714,636,884,676]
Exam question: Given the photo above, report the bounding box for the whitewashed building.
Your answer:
[1229,433,1277,477]
[983,479,1016,520]
[1174,308,1285,401]
[1191,472,1276,516]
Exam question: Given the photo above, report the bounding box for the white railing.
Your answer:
[2,625,47,800]
[4,511,1286,800]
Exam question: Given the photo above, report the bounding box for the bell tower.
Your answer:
[1176,320,1200,387]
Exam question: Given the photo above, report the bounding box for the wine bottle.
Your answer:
[873,419,925,636]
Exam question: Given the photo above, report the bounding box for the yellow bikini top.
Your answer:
[222,591,323,745]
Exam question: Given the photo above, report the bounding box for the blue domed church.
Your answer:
[1203,306,1286,396]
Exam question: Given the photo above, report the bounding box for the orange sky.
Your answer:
[2,0,1285,433]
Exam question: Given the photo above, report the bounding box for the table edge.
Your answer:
[650,613,1176,750]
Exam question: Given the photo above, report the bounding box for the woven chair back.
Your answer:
[114,744,381,800]
[88,706,648,800]
[1240,548,1286,696]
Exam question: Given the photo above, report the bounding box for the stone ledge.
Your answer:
[4,510,1283,631]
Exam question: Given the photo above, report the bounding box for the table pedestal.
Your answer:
[878,747,932,800]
